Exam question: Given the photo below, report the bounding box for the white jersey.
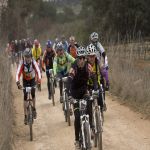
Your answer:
[94,42,108,68]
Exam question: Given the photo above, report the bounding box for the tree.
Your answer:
[81,0,150,40]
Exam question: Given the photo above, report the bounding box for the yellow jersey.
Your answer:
[88,62,101,86]
[32,46,42,61]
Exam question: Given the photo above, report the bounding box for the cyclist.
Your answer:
[67,46,98,149]
[61,35,68,52]
[21,39,26,52]
[32,39,42,85]
[53,37,59,52]
[32,39,42,61]
[26,38,33,49]
[53,42,75,103]
[90,32,109,90]
[42,40,55,99]
[86,43,107,111]
[16,48,41,125]
[68,36,79,58]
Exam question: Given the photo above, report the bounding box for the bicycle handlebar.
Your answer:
[20,86,36,92]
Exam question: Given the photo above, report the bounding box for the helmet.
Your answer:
[76,46,86,57]
[69,36,75,42]
[15,40,18,44]
[34,39,39,46]
[90,32,99,42]
[56,42,64,51]
[46,40,52,48]
[23,48,32,57]
[55,38,59,43]
[86,44,96,55]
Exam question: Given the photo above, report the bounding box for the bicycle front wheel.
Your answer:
[28,105,33,141]
[65,93,71,126]
[83,122,92,150]
[29,122,33,141]
[50,79,55,106]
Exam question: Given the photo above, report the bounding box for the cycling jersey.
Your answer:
[32,45,42,61]
[70,61,90,90]
[93,41,108,67]
[43,50,55,70]
[53,52,75,76]
[88,58,101,87]
[16,59,41,82]
[68,60,98,98]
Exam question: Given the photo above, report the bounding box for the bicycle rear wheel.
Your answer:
[95,111,103,150]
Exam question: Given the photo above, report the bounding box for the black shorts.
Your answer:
[23,78,36,87]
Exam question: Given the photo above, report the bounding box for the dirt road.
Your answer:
[13,73,150,150]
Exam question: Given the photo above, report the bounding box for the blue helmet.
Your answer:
[46,40,52,48]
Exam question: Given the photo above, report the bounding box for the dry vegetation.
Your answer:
[107,42,150,117]
[0,51,13,150]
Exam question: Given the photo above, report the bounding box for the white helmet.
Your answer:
[90,32,99,42]
[56,42,64,51]
[86,44,96,55]
[76,46,86,57]
[23,48,32,57]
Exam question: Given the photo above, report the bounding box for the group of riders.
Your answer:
[7,32,110,149]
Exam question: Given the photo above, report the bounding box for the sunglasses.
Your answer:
[78,56,86,60]
[88,55,95,58]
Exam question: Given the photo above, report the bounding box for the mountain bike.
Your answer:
[74,98,92,150]
[62,76,71,126]
[21,86,36,141]
[49,69,55,106]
